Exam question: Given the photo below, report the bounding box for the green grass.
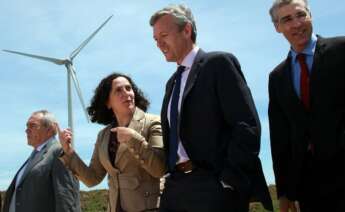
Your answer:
[81,185,279,212]
[1,185,279,212]
[80,189,108,212]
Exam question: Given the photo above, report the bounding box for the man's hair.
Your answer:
[150,4,197,43]
[32,110,57,134]
[269,0,311,23]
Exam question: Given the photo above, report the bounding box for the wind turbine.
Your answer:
[3,15,113,145]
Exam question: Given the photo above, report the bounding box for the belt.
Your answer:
[175,160,194,173]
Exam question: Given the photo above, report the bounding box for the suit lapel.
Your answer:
[162,72,178,118]
[98,125,113,168]
[161,71,179,142]
[280,36,326,116]
[309,36,326,101]
[160,49,205,149]
[281,58,303,107]
[115,107,145,165]
[17,139,54,186]
[162,48,205,120]
[181,49,205,107]
[278,56,308,122]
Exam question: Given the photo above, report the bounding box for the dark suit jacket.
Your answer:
[268,36,345,200]
[161,49,273,210]
[3,138,81,212]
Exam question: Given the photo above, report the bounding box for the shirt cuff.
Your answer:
[220,180,234,190]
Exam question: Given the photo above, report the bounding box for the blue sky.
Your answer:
[1,0,344,191]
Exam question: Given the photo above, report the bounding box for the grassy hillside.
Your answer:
[80,189,108,212]
[80,185,279,212]
[1,185,278,212]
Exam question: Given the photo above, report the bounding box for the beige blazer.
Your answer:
[61,107,166,212]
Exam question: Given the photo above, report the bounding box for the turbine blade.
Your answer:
[3,49,65,65]
[68,65,90,122]
[70,15,113,60]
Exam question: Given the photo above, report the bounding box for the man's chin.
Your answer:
[164,55,175,62]
[129,105,135,111]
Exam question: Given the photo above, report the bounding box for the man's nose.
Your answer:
[291,17,303,27]
[157,39,164,49]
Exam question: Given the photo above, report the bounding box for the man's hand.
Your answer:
[279,196,300,212]
[110,127,136,143]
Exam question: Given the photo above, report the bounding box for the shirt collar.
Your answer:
[290,33,317,61]
[35,136,54,151]
[180,46,200,69]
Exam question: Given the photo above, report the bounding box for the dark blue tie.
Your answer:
[169,66,185,171]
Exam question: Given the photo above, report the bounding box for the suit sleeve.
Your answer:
[125,114,166,178]
[214,53,262,193]
[268,73,291,198]
[60,131,107,187]
[52,153,81,212]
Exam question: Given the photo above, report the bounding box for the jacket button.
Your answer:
[135,155,139,159]
[144,191,150,197]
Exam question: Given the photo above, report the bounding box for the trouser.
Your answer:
[159,168,249,212]
[298,150,345,212]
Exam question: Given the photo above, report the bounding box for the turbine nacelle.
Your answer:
[64,59,73,66]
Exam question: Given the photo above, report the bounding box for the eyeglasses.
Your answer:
[278,11,310,25]
[26,123,42,130]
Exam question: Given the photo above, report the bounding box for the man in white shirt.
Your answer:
[150,4,272,212]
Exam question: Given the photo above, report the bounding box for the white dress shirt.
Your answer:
[167,46,199,164]
[166,47,233,189]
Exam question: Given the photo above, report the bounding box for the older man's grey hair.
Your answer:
[150,4,197,43]
[32,110,58,134]
[269,0,311,23]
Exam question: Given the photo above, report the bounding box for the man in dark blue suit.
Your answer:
[268,0,345,211]
[150,4,272,212]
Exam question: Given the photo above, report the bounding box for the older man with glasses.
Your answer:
[2,110,81,212]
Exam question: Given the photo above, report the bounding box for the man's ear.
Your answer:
[183,23,193,39]
[274,22,281,33]
[47,126,54,134]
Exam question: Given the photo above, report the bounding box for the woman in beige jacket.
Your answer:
[59,72,166,212]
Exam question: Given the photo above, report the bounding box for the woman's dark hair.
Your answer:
[87,72,150,125]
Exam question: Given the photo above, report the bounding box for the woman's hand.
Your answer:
[56,124,75,156]
[110,127,136,143]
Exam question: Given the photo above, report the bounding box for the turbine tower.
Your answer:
[3,15,113,145]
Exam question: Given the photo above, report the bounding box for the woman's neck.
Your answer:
[115,112,132,127]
